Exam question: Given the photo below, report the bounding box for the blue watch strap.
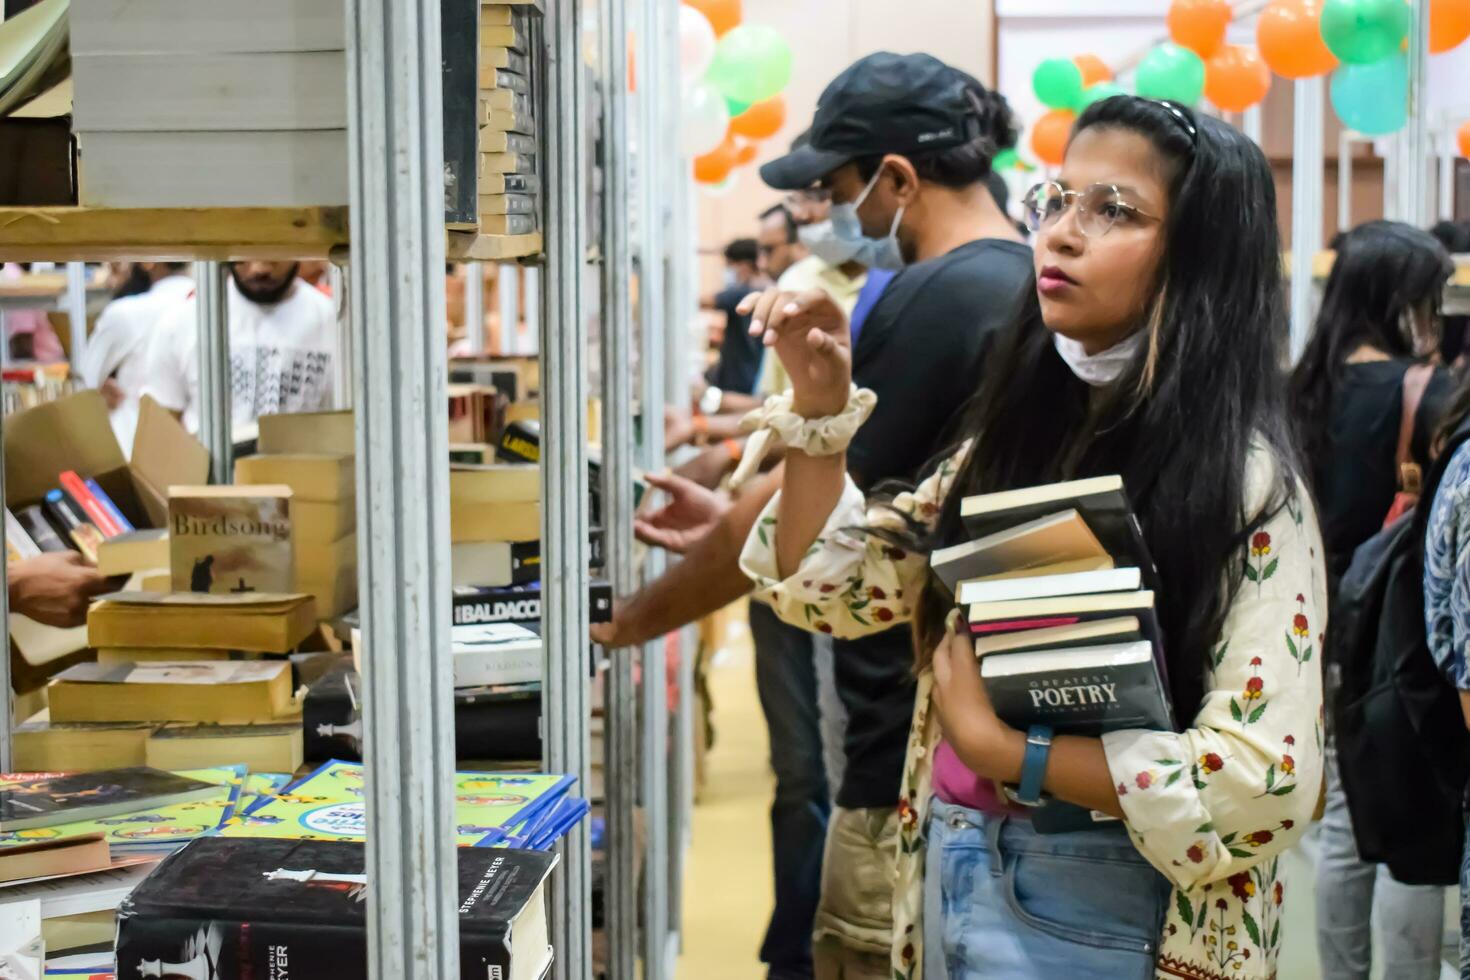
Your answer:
[1016,725,1054,806]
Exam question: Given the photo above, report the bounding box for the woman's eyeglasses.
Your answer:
[1022,181,1160,238]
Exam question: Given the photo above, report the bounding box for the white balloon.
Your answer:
[681,81,730,157]
[679,6,717,83]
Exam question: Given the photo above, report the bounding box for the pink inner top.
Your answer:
[931,739,1028,816]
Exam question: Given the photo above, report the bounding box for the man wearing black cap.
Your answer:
[593,52,1032,979]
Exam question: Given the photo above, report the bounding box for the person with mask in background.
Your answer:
[80,262,193,452]
[596,53,1029,980]
[141,261,337,437]
[704,237,767,397]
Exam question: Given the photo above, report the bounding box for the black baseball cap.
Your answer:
[760,52,982,191]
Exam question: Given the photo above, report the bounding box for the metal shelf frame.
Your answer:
[0,1,690,977]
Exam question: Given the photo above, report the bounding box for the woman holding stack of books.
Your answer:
[735,95,1324,980]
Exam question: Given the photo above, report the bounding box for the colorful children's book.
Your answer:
[219,760,574,847]
[0,767,245,854]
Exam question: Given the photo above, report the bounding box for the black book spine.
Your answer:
[16,503,70,553]
[455,695,542,762]
[452,581,613,625]
[441,0,478,227]
[116,911,371,976]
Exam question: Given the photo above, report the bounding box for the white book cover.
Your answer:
[0,863,155,919]
[957,566,1142,607]
[77,131,348,208]
[452,622,542,688]
[70,0,345,56]
[72,52,347,132]
[0,898,42,980]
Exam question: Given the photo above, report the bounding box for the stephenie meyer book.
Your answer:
[116,837,558,980]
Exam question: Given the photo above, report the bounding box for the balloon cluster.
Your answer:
[1026,0,1470,165]
[678,0,794,188]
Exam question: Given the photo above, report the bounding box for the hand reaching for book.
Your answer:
[7,551,111,629]
[738,288,852,418]
[633,472,732,555]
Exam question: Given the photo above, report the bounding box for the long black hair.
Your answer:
[1289,220,1453,474]
[888,96,1297,721]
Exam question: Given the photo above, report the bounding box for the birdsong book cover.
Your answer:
[169,486,294,595]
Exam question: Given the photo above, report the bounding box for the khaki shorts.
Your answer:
[812,805,899,980]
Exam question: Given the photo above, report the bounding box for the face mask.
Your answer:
[1053,329,1146,386]
[828,167,907,271]
[797,220,863,267]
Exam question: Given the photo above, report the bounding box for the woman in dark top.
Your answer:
[1291,220,1457,581]
[1289,219,1455,980]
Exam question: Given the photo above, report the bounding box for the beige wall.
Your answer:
[695,0,996,291]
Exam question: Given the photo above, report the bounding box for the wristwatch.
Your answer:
[1007,725,1055,807]
[699,385,724,416]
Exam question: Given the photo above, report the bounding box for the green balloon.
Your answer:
[724,97,751,117]
[1135,43,1205,106]
[1032,58,1084,110]
[706,26,794,105]
[1078,81,1127,109]
[993,148,1018,172]
[1321,0,1410,65]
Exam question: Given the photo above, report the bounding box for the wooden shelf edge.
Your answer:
[446,230,543,261]
[0,206,350,262]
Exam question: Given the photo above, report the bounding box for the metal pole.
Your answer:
[1290,78,1325,362]
[193,261,232,481]
[1242,105,1262,147]
[597,0,637,970]
[65,262,88,378]
[0,403,10,773]
[331,260,353,410]
[344,0,458,977]
[1383,136,1400,221]
[637,0,670,970]
[542,0,592,976]
[1402,0,1431,227]
[464,263,487,356]
[1442,144,1458,222]
[498,264,521,355]
[523,266,542,357]
[1338,130,1355,234]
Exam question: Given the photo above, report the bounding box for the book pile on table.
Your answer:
[115,836,557,980]
[237,409,360,619]
[932,475,1173,833]
[13,592,316,774]
[0,765,279,965]
[69,0,348,207]
[444,0,542,240]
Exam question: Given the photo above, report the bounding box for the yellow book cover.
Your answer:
[168,485,294,595]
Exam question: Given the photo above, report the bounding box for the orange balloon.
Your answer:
[1031,109,1076,166]
[735,142,760,166]
[694,136,738,183]
[683,0,741,37]
[1258,0,1339,78]
[730,96,786,141]
[1168,0,1232,58]
[1431,0,1470,53]
[1073,53,1113,86]
[1459,119,1470,158]
[1204,44,1272,112]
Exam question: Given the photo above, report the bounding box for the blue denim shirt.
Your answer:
[1425,440,1470,690]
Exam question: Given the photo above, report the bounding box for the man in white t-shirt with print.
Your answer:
[142,261,338,436]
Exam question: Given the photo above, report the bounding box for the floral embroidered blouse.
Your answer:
[739,441,1327,980]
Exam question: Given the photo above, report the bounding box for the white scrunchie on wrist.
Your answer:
[727,384,877,490]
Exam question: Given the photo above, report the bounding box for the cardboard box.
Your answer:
[235,453,353,502]
[5,394,209,665]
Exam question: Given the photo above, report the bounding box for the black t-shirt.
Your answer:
[1313,359,1454,584]
[705,283,763,394]
[833,238,1034,810]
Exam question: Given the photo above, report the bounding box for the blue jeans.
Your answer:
[923,799,1170,980]
[751,601,830,978]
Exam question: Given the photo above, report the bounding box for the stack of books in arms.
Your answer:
[445,0,542,237]
[931,476,1174,832]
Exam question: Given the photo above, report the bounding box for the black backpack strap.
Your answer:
[1411,416,1470,546]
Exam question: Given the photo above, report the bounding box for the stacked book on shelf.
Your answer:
[69,0,349,207]
[236,409,360,619]
[933,476,1173,833]
[444,0,543,251]
[0,765,269,963]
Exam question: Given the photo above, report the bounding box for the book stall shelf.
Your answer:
[0,1,689,978]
